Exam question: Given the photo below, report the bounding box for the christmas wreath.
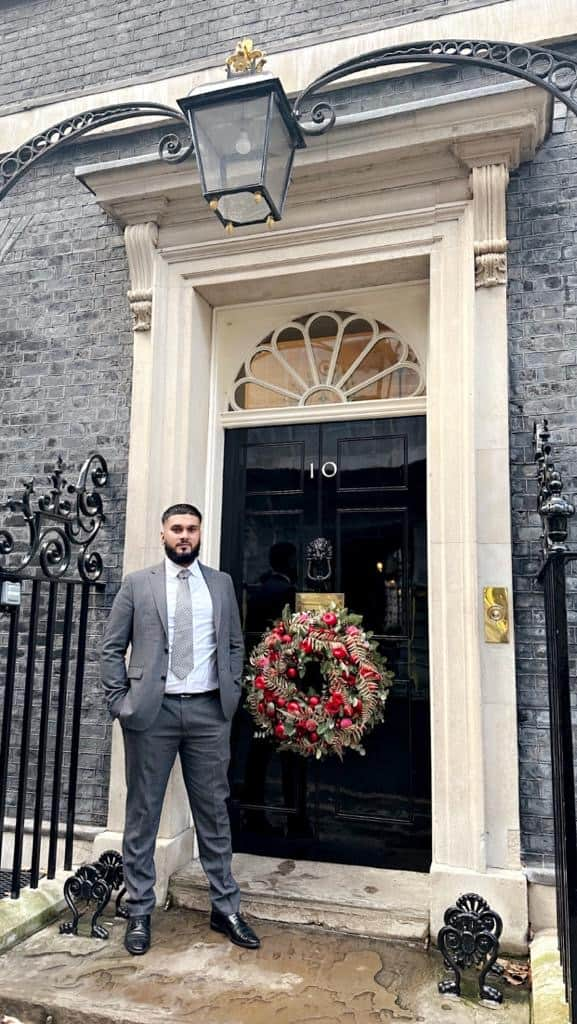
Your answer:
[244,605,393,759]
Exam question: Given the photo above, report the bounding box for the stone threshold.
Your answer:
[170,853,430,946]
[530,930,570,1024]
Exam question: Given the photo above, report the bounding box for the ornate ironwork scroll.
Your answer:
[59,850,127,939]
[0,452,109,581]
[0,102,193,201]
[94,849,128,920]
[534,419,576,561]
[438,892,504,1004]
[59,864,111,939]
[1,40,577,203]
[293,40,577,135]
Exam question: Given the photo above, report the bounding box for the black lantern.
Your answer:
[178,42,305,232]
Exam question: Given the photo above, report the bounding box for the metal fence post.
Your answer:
[535,420,577,1022]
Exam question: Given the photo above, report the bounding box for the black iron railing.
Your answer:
[0,453,108,898]
[534,420,577,1022]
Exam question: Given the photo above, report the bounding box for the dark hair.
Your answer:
[162,503,202,524]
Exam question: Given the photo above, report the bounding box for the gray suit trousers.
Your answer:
[121,691,240,918]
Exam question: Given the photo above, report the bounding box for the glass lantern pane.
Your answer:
[263,96,294,214]
[193,94,269,194]
[217,191,273,225]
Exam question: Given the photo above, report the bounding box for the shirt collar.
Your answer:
[164,555,202,578]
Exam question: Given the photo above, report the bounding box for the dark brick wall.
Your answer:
[0,127,169,827]
[0,23,575,861]
[0,0,509,110]
[507,98,577,868]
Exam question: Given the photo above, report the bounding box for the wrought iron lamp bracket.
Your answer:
[293,40,577,135]
[0,452,109,581]
[0,102,194,201]
[534,419,575,562]
[2,40,577,202]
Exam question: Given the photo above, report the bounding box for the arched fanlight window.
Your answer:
[228,311,425,411]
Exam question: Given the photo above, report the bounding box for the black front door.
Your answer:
[221,417,430,871]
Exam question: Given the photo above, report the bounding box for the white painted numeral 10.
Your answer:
[309,461,338,479]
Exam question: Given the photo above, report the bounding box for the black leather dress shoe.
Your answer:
[210,909,261,949]
[124,914,151,955]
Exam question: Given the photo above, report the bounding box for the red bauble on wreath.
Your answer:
[244,604,393,759]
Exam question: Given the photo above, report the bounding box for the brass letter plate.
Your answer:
[296,592,345,613]
[483,586,509,643]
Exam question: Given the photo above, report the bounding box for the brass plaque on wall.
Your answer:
[483,586,509,643]
[296,592,345,613]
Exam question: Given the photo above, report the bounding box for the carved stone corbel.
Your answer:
[124,223,159,331]
[469,164,509,288]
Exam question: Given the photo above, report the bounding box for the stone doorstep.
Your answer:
[530,929,570,1024]
[0,906,531,1024]
[0,874,66,956]
[169,853,431,945]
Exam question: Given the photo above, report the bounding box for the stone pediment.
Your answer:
[75,80,550,247]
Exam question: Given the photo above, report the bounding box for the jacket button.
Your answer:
[164,647,168,654]
[161,674,166,681]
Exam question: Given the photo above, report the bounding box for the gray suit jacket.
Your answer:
[101,561,245,730]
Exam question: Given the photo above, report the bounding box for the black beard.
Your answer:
[164,541,200,566]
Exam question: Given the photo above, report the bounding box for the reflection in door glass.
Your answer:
[243,512,300,635]
[338,435,406,490]
[246,442,304,493]
[339,509,406,636]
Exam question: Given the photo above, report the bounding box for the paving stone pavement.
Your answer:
[0,907,530,1024]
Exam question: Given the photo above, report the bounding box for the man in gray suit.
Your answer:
[101,503,260,955]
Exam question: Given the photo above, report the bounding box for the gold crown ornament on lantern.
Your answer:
[225,38,267,76]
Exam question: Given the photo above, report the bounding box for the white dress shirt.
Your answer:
[164,556,218,694]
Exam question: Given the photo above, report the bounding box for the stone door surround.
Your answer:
[86,81,550,950]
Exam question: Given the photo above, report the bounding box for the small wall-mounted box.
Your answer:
[1,580,21,607]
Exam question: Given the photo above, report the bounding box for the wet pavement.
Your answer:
[0,907,529,1024]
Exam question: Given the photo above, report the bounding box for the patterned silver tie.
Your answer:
[171,569,194,679]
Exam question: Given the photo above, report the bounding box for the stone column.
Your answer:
[429,159,527,950]
[470,161,524,872]
[93,224,195,901]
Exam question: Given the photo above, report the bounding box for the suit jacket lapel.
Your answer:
[199,563,222,636]
[149,562,168,638]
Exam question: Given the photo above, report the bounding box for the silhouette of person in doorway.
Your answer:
[244,541,297,635]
